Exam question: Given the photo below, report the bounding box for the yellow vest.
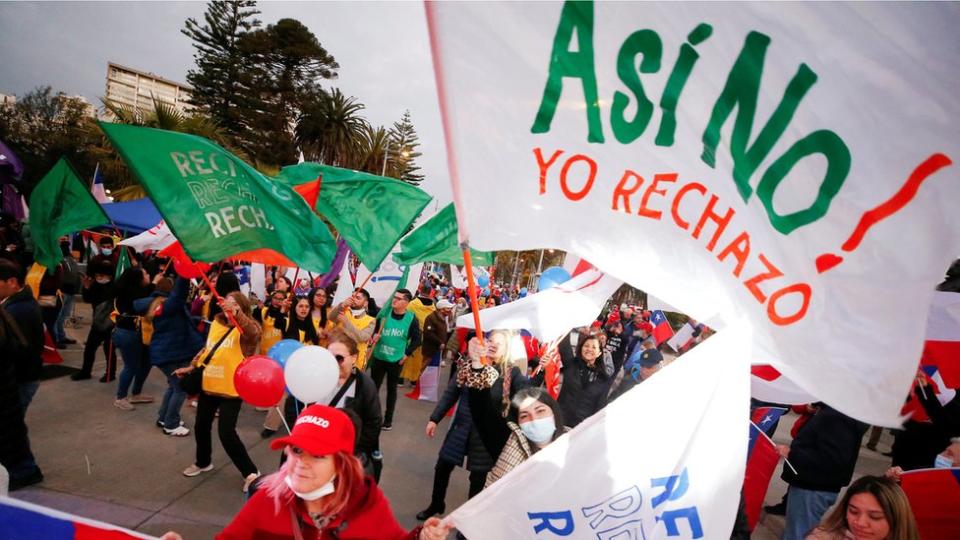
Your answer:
[312,313,334,347]
[259,307,284,355]
[340,310,375,369]
[199,320,244,397]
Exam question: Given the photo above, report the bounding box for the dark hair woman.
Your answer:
[283,296,319,345]
[555,334,612,428]
[308,287,332,346]
[484,386,566,487]
[112,266,156,410]
[175,291,263,492]
[807,475,919,540]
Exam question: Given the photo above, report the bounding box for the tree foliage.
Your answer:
[181,0,261,135]
[387,110,424,186]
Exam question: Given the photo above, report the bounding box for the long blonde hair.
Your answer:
[817,475,919,540]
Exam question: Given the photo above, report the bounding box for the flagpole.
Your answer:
[197,266,243,335]
[751,420,798,475]
[461,244,489,364]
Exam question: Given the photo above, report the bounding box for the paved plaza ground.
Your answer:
[9,305,893,539]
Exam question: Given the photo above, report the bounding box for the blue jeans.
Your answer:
[52,293,75,343]
[782,486,838,540]
[157,361,190,429]
[114,328,150,399]
[18,381,39,412]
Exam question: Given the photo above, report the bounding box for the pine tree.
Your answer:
[239,18,340,167]
[181,1,261,136]
[388,110,424,186]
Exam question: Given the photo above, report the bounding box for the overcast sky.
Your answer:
[0,1,451,210]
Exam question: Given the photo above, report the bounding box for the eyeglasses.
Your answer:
[334,354,345,363]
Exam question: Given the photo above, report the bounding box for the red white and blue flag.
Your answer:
[650,310,674,346]
[900,468,960,540]
[743,407,788,531]
[90,164,110,204]
[0,497,152,539]
[922,291,960,389]
[920,365,957,407]
[405,351,441,402]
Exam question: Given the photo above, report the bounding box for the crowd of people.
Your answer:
[1,213,959,539]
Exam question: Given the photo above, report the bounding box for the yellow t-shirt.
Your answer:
[339,310,375,370]
[199,320,244,397]
[259,307,284,355]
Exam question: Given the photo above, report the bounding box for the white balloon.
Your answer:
[284,346,339,404]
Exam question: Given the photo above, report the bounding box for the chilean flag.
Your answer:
[743,408,787,531]
[900,468,960,540]
[405,351,441,402]
[0,497,150,539]
[650,309,674,346]
[923,291,960,388]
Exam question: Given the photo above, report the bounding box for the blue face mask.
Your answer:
[101,248,113,256]
[519,416,556,445]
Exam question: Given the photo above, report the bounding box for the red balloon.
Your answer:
[234,355,286,407]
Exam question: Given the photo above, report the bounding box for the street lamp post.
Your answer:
[382,143,410,177]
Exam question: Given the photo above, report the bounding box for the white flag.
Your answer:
[455,269,622,342]
[450,265,468,289]
[448,322,751,539]
[119,220,175,253]
[427,2,960,425]
[666,322,696,352]
[333,249,422,309]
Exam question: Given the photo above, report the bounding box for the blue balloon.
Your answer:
[539,266,572,290]
[477,274,490,288]
[519,287,528,298]
[267,339,303,368]
[481,287,490,297]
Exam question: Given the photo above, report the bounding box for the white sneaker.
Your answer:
[242,472,261,493]
[182,463,214,477]
[129,394,155,404]
[164,426,190,437]
[113,398,135,411]
[190,400,197,408]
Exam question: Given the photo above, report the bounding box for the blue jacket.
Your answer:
[134,277,204,366]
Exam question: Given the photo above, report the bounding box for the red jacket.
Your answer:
[216,478,418,540]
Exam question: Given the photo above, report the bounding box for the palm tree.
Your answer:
[296,88,367,167]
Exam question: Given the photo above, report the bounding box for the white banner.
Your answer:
[332,250,422,310]
[427,2,960,425]
[119,220,174,253]
[456,269,622,342]
[448,322,751,538]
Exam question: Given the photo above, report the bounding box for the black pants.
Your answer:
[194,392,258,477]
[81,326,116,379]
[370,357,402,425]
[430,458,487,510]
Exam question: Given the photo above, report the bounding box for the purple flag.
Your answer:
[2,184,25,221]
[0,140,24,184]
[317,238,349,288]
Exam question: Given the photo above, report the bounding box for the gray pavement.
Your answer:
[10,305,895,539]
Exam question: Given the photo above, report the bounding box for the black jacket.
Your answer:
[781,405,868,492]
[431,364,494,472]
[0,309,34,472]
[556,354,610,428]
[284,368,382,456]
[467,365,532,459]
[2,286,44,383]
[892,387,960,471]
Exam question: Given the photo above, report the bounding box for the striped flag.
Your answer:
[405,351,441,402]
[743,408,787,531]
[666,322,697,352]
[90,164,110,204]
[650,310,674,346]
[923,291,960,388]
[751,364,816,405]
[0,497,153,539]
[900,468,960,540]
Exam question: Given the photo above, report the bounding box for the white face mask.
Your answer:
[350,307,366,317]
[519,416,556,445]
[95,277,111,285]
[100,248,113,256]
[285,474,336,501]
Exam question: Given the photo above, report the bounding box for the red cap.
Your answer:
[271,405,355,456]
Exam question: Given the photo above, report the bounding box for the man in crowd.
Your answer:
[331,288,376,370]
[608,341,662,401]
[778,404,869,540]
[370,289,421,431]
[89,235,118,275]
[421,298,453,379]
[603,321,629,371]
[401,283,437,385]
[0,259,44,411]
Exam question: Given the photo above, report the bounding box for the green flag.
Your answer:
[99,123,337,273]
[27,158,109,269]
[274,163,432,271]
[114,245,131,279]
[394,203,493,266]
